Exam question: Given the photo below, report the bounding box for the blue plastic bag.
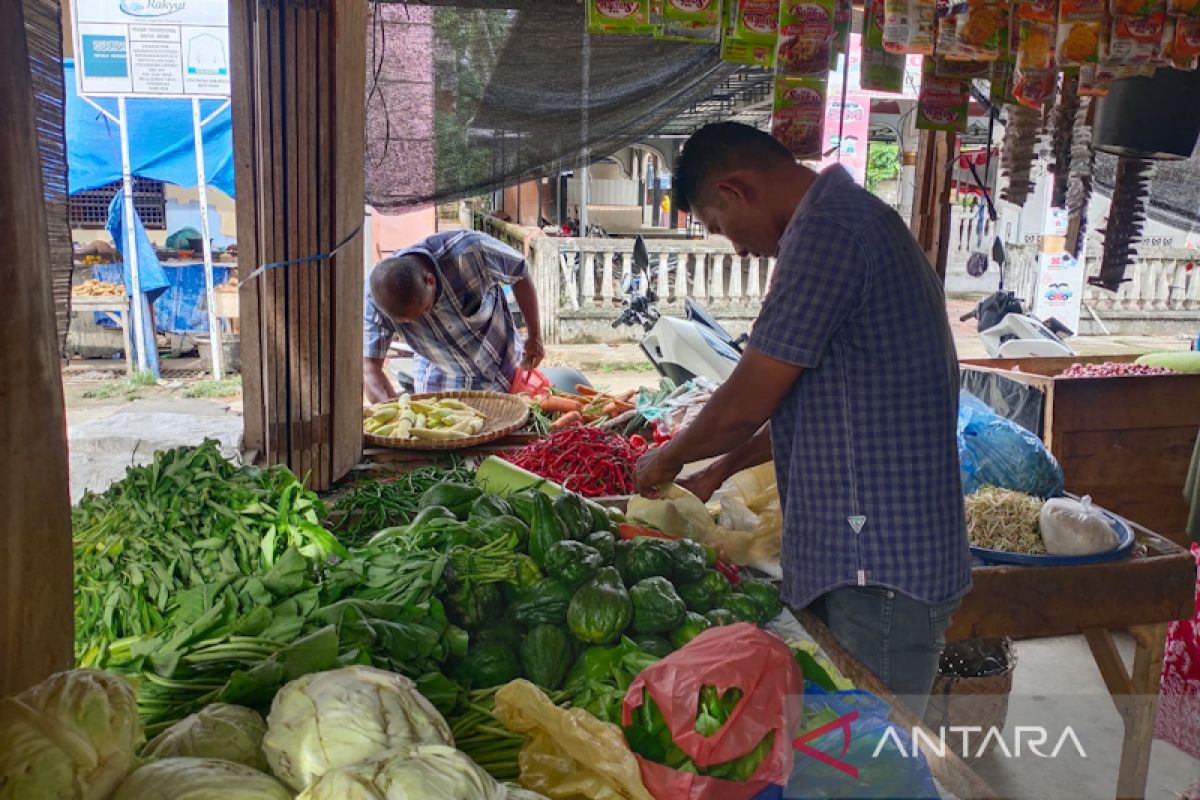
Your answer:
[778,686,941,799]
[957,390,1064,499]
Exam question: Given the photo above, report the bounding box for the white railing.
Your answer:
[1006,244,1200,315]
[528,236,775,343]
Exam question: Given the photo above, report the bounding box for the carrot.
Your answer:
[576,384,600,396]
[617,523,680,541]
[602,402,621,417]
[539,396,583,415]
[550,410,583,430]
[617,389,637,403]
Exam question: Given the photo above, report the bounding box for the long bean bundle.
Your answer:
[331,461,474,546]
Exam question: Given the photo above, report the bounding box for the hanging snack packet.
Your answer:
[1012,61,1057,105]
[935,54,995,75]
[1111,0,1161,15]
[771,75,827,159]
[658,0,724,42]
[1017,0,1059,23]
[1165,16,1200,63]
[777,0,838,76]
[1016,16,1058,67]
[1079,62,1113,93]
[917,58,970,131]
[884,0,938,52]
[588,0,656,33]
[939,2,1010,59]
[723,0,780,65]
[1105,7,1167,61]
[1057,0,1105,64]
[830,0,854,67]
[863,0,908,90]
[1168,0,1200,17]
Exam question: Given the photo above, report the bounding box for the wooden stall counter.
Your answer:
[960,354,1200,544]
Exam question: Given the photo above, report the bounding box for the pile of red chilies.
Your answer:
[503,425,649,497]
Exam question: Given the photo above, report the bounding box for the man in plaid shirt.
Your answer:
[635,123,970,714]
[363,230,544,402]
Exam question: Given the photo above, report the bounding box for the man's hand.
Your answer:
[677,463,728,503]
[521,335,545,371]
[635,446,683,498]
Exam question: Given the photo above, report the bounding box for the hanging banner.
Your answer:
[817,92,872,184]
[71,0,230,98]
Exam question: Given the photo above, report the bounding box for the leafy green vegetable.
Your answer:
[567,567,633,645]
[520,624,573,690]
[563,638,660,723]
[331,461,473,546]
[477,515,530,549]
[629,577,687,634]
[624,686,775,783]
[676,570,732,614]
[415,672,465,716]
[670,611,712,649]
[543,540,604,587]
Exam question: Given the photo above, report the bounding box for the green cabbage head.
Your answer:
[296,745,503,800]
[0,668,143,800]
[111,757,291,800]
[141,704,268,772]
[262,665,453,791]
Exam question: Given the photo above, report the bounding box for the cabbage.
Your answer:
[0,668,143,800]
[296,745,504,800]
[262,665,453,791]
[111,757,291,800]
[142,704,268,771]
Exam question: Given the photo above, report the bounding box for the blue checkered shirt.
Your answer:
[364,231,527,392]
[751,166,972,608]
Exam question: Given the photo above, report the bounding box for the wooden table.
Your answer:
[947,529,1195,800]
[360,432,541,470]
[71,294,134,374]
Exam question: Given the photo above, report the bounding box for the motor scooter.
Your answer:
[612,235,745,384]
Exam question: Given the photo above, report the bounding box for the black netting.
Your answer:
[366,1,757,211]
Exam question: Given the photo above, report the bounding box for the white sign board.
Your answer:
[1032,251,1085,333]
[72,0,229,98]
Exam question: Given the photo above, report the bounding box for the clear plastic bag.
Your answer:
[1038,495,1119,555]
[958,390,1065,498]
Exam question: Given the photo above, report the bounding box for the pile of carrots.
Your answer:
[537,385,637,430]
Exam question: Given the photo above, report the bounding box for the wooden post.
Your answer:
[1,0,74,694]
[910,129,956,284]
[231,0,366,489]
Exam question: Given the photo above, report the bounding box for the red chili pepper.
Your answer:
[629,434,646,448]
[501,427,648,498]
[713,558,741,586]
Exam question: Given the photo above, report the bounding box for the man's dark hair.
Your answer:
[672,122,794,213]
[369,253,432,314]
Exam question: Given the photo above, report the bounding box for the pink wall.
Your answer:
[370,206,438,264]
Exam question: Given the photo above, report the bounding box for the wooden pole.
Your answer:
[909,128,956,284]
[230,0,365,490]
[0,0,74,694]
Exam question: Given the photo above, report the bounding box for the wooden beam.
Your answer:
[1,0,74,693]
[230,0,366,490]
[909,129,956,283]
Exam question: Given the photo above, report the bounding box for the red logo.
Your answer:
[793,709,860,778]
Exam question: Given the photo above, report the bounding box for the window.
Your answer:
[69,179,167,230]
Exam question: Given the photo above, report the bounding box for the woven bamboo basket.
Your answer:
[363,391,530,451]
[924,637,1017,757]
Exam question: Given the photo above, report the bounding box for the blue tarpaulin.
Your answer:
[65,60,235,197]
[105,193,169,376]
[92,262,234,335]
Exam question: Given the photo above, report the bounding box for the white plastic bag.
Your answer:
[1039,496,1119,556]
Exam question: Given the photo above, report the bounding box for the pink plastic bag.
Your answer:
[509,368,550,396]
[621,623,804,800]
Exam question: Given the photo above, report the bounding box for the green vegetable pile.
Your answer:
[71,444,785,780]
[73,441,347,667]
[625,685,776,782]
[330,461,474,547]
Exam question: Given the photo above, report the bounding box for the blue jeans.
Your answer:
[810,586,960,719]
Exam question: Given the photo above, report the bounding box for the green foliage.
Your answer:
[865,142,900,194]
